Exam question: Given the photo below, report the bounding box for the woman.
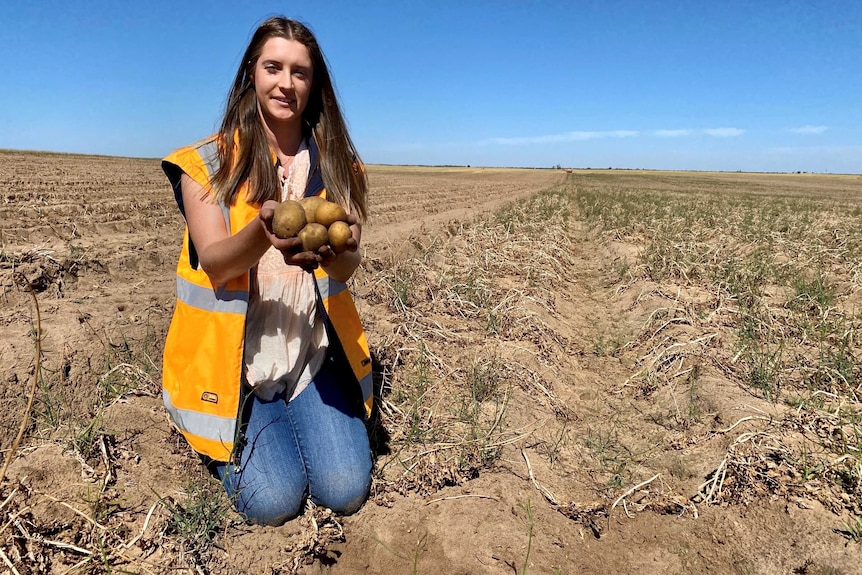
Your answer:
[161,16,373,526]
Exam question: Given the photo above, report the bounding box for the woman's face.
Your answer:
[253,37,313,133]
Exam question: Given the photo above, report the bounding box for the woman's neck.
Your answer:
[263,120,304,164]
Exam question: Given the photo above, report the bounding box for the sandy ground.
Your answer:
[0,151,859,574]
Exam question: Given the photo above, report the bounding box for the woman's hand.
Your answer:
[259,200,321,271]
[319,214,362,282]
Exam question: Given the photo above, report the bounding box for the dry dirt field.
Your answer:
[1,149,861,574]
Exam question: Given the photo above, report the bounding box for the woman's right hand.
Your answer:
[259,200,321,271]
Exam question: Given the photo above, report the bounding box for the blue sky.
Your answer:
[1,1,860,173]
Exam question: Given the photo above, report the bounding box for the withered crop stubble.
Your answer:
[3,154,861,573]
[574,170,862,526]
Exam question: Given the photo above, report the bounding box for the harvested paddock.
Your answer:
[1,152,860,574]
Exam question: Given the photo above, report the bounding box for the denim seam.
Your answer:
[284,398,313,504]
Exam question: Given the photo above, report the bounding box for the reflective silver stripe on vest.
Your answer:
[194,140,233,234]
[315,274,348,300]
[359,371,373,403]
[220,202,231,234]
[177,276,248,314]
[163,389,237,443]
[198,139,219,180]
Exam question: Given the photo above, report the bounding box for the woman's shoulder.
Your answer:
[163,134,224,177]
[164,134,220,162]
[162,134,223,190]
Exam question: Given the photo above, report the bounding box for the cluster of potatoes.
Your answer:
[272,196,352,254]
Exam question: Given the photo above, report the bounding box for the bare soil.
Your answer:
[0,150,859,574]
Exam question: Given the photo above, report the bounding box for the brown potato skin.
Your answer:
[315,201,348,227]
[272,200,307,239]
[298,223,328,252]
[328,220,351,254]
[299,196,326,224]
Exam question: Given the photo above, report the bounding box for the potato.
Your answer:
[299,196,326,224]
[272,200,306,239]
[328,220,352,254]
[315,201,348,227]
[298,223,328,252]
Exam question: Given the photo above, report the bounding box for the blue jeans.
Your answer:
[213,364,372,526]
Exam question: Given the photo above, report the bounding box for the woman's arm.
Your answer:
[183,175,323,285]
[184,171,359,285]
[180,173,272,286]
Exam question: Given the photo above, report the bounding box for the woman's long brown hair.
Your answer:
[210,17,367,221]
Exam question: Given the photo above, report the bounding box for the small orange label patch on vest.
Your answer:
[201,392,218,404]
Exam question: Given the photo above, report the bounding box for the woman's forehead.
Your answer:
[259,36,312,65]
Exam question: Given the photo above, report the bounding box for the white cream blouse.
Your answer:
[242,141,328,401]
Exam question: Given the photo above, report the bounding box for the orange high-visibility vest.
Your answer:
[161,136,373,462]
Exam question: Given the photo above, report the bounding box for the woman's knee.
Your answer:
[221,463,307,526]
[311,468,371,515]
[232,481,306,526]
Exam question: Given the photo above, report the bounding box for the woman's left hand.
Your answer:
[317,213,360,267]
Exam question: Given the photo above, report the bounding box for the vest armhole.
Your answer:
[163,160,201,270]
